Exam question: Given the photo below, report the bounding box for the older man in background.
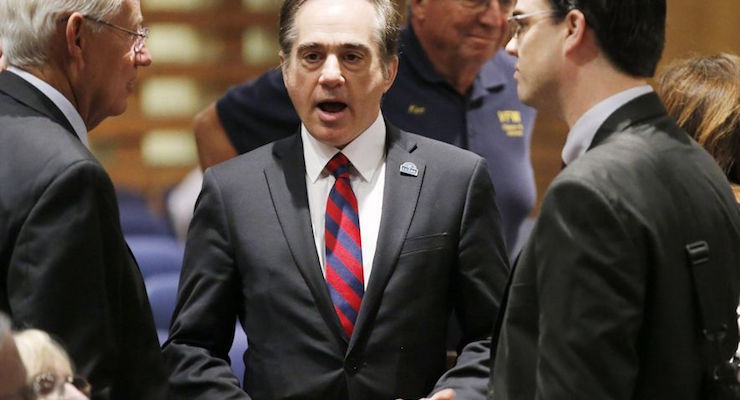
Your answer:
[0,1,167,399]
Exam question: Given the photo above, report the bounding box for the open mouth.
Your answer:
[318,102,348,113]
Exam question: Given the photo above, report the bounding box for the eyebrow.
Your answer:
[295,42,372,54]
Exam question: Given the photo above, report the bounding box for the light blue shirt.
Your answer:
[7,66,88,146]
[562,85,653,165]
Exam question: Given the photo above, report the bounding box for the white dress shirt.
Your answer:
[562,85,653,165]
[7,66,88,146]
[303,114,386,289]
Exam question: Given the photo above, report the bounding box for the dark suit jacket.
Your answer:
[490,92,740,400]
[163,124,510,399]
[0,71,168,400]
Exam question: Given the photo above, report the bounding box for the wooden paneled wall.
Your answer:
[95,0,739,212]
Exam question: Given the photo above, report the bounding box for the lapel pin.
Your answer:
[400,161,418,177]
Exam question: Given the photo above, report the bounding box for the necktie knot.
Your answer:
[326,153,352,180]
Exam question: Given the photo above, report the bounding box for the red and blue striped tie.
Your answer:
[325,153,363,338]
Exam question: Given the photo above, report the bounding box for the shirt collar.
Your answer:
[8,66,88,146]
[562,85,653,164]
[302,113,387,183]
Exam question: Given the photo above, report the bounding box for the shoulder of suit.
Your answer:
[1,111,96,169]
[398,129,483,165]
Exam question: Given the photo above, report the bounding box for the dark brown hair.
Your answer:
[657,53,740,180]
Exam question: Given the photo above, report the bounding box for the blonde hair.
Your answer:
[657,53,740,180]
[12,329,74,382]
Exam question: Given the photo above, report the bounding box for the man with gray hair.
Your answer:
[0,313,27,400]
[163,0,508,399]
[0,1,167,399]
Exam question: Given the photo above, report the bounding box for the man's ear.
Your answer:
[383,56,399,92]
[64,13,85,63]
[563,9,587,54]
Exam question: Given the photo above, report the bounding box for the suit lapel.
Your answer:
[349,125,425,350]
[264,134,347,343]
[0,71,78,138]
[588,92,667,151]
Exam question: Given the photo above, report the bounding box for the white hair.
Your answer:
[0,0,123,68]
[13,329,75,379]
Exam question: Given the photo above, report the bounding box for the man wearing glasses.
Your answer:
[0,1,167,399]
[490,0,740,399]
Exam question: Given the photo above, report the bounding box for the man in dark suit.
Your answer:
[490,0,740,399]
[162,0,509,399]
[0,1,168,399]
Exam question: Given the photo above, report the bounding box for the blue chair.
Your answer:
[229,323,248,386]
[144,272,180,344]
[144,272,249,384]
[127,235,184,278]
[116,187,174,237]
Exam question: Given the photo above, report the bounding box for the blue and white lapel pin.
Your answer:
[399,161,419,177]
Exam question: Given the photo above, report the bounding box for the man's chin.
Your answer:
[306,125,357,149]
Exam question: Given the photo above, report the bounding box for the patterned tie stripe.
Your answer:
[325,153,364,338]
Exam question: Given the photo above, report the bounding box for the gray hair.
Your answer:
[278,0,400,67]
[0,0,123,68]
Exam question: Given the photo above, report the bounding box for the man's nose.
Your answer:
[135,46,153,67]
[318,54,343,86]
[505,36,519,56]
[478,0,506,27]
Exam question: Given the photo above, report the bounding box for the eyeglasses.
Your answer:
[83,15,149,53]
[25,372,92,399]
[506,9,557,41]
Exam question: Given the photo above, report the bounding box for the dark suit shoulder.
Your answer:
[397,129,485,170]
[550,116,739,239]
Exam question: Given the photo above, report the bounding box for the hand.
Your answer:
[397,388,455,400]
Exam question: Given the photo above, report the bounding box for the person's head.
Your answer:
[657,53,740,183]
[13,330,90,400]
[278,0,400,148]
[0,0,152,130]
[409,0,514,70]
[504,0,665,114]
[0,314,27,400]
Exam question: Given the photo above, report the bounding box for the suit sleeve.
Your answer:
[533,178,645,399]
[7,160,167,400]
[434,158,510,398]
[162,169,250,400]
